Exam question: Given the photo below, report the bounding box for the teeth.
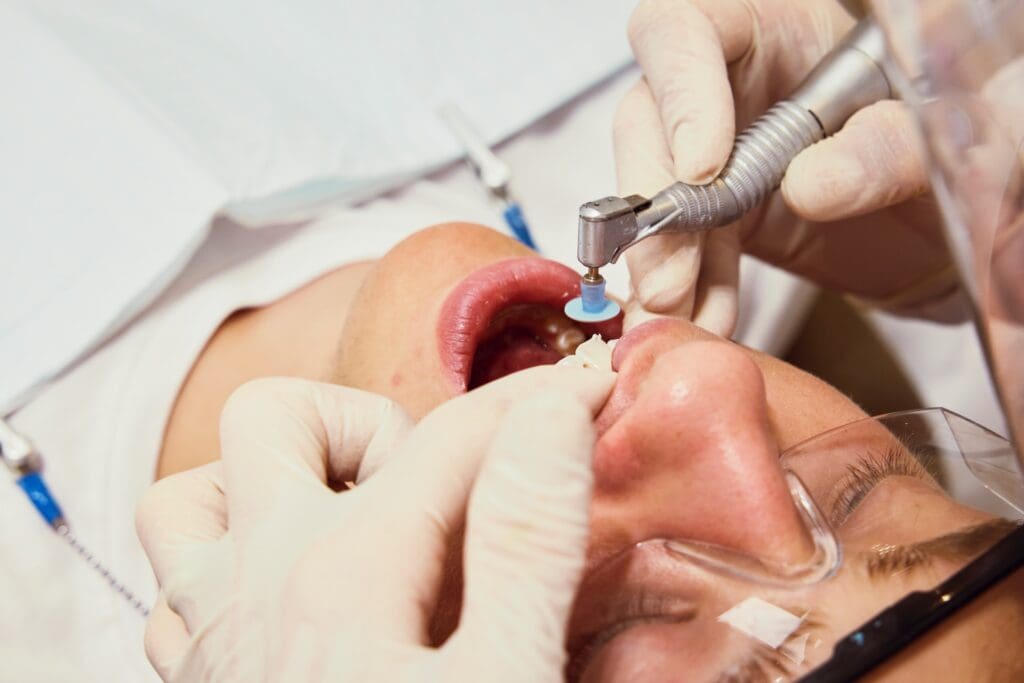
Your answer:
[554,328,587,355]
[557,334,613,371]
[483,304,589,356]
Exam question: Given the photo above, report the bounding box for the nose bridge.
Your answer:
[593,342,815,564]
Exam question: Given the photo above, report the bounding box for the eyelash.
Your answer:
[831,446,930,523]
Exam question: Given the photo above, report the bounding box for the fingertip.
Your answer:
[144,596,189,679]
[626,233,703,315]
[668,107,735,185]
[627,0,737,186]
[781,144,867,221]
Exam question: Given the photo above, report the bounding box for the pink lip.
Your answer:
[437,258,621,392]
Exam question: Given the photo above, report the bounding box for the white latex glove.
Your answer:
[617,0,959,335]
[137,366,614,683]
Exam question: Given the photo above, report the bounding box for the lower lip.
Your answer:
[437,258,620,391]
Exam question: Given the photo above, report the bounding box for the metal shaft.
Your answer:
[577,18,893,268]
[635,19,891,238]
[635,102,824,235]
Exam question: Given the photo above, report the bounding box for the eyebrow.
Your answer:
[863,518,1022,578]
[712,519,1021,682]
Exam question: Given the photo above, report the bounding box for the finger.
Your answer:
[144,595,190,680]
[691,227,741,337]
[782,100,929,221]
[615,80,703,323]
[136,462,226,588]
[365,366,614,636]
[628,0,754,183]
[449,391,596,677]
[614,79,676,198]
[218,378,412,532]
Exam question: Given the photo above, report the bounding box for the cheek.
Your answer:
[351,306,455,418]
[334,278,450,416]
[756,358,867,450]
[385,339,454,418]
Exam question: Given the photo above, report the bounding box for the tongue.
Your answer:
[469,328,563,388]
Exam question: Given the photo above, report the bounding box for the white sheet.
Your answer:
[0,0,634,413]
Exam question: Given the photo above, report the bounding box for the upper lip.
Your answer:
[436,258,619,391]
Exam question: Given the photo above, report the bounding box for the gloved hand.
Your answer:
[136,366,614,683]
[617,0,958,335]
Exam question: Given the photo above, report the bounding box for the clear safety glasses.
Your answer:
[580,408,1024,680]
[801,408,1024,681]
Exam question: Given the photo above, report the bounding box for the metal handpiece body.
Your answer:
[578,18,892,269]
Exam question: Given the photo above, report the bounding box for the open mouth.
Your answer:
[437,258,623,391]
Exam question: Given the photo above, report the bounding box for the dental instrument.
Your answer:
[563,267,621,322]
[438,103,540,250]
[0,418,150,616]
[565,18,891,322]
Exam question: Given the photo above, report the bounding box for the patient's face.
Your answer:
[334,223,1022,681]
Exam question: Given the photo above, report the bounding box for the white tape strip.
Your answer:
[717,597,803,649]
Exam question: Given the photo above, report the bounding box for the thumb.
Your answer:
[782,100,929,222]
[449,390,597,681]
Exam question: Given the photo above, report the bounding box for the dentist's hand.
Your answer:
[136,367,614,683]
[617,0,958,335]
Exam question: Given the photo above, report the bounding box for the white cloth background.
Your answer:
[1,0,635,414]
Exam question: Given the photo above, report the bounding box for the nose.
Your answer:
[591,341,814,565]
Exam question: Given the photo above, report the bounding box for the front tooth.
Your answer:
[573,335,612,371]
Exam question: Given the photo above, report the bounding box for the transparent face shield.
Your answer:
[871,0,1024,451]
[571,409,1024,682]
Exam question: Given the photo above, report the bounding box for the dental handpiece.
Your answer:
[576,18,892,283]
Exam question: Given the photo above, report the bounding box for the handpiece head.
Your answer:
[577,195,650,269]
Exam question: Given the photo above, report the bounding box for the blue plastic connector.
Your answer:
[16,471,65,528]
[502,203,539,251]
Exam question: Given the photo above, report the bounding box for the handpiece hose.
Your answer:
[578,18,892,269]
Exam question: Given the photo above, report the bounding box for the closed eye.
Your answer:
[830,446,934,525]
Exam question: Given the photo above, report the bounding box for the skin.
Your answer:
[159,223,1023,681]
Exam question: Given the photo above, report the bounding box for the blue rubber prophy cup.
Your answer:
[564,273,621,323]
